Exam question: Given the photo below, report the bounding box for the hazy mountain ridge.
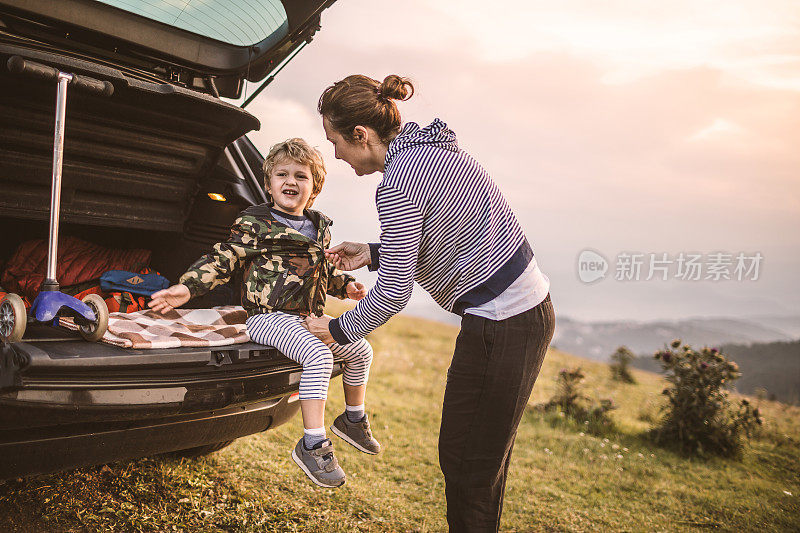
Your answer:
[551,315,797,361]
[632,339,800,405]
[399,307,799,404]
[745,315,800,339]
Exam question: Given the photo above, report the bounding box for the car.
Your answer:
[0,0,341,480]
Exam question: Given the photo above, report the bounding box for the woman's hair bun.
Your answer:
[318,73,413,143]
[379,75,414,101]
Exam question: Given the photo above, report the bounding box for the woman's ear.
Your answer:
[352,125,369,146]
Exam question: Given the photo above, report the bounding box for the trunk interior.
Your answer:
[0,201,288,364]
[0,43,275,363]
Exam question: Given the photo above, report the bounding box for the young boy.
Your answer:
[149,138,379,488]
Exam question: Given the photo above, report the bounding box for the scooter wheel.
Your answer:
[0,293,27,343]
[79,294,109,342]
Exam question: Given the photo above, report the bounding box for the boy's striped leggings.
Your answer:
[245,311,373,401]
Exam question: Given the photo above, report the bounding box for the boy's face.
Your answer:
[266,158,314,216]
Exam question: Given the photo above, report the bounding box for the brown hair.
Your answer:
[317,74,414,144]
[262,138,326,208]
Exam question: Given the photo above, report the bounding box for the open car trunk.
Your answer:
[0,42,260,231]
[0,27,343,477]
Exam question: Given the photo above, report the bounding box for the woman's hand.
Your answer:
[148,284,191,314]
[346,281,367,301]
[325,241,370,271]
[303,314,334,344]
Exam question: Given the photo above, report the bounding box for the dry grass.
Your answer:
[1,301,798,532]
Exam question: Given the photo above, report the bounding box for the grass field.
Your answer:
[1,302,799,532]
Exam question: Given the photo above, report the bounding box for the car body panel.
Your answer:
[0,0,337,97]
[1,394,300,479]
[0,1,340,479]
[0,331,346,479]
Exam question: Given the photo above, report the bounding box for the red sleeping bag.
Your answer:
[1,236,151,304]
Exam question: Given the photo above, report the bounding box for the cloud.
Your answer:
[425,0,800,89]
[246,97,322,151]
[233,0,800,321]
[688,119,746,141]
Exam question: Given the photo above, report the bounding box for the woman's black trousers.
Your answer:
[439,293,555,532]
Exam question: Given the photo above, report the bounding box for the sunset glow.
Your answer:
[238,0,800,321]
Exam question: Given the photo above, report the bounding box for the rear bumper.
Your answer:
[0,393,301,480]
[0,339,345,480]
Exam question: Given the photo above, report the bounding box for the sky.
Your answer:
[232,0,800,323]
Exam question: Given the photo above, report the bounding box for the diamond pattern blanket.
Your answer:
[60,306,250,349]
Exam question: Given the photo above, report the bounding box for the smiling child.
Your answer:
[149,138,380,488]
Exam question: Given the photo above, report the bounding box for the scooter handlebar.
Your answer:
[71,74,114,97]
[7,56,114,97]
[7,55,56,80]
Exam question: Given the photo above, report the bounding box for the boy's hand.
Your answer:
[326,242,370,271]
[346,281,367,301]
[148,284,191,314]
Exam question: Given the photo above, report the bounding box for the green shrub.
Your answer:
[538,367,616,434]
[609,345,637,383]
[650,339,764,457]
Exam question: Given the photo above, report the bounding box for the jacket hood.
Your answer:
[385,118,459,169]
[244,202,333,228]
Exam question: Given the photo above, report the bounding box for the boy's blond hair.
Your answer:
[262,138,326,208]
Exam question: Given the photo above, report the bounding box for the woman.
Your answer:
[304,74,555,532]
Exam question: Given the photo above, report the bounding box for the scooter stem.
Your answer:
[42,72,73,292]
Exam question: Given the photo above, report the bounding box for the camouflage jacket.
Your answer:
[179,204,355,317]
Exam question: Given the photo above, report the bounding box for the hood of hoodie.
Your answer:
[384,118,459,170]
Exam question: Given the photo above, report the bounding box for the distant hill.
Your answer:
[746,315,800,339]
[403,306,800,404]
[551,315,795,361]
[632,339,800,405]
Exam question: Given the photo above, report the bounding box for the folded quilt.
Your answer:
[60,306,250,349]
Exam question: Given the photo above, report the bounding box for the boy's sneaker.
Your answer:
[330,412,381,455]
[291,438,346,488]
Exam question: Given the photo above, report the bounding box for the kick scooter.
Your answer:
[0,57,114,343]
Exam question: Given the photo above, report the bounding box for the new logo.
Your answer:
[577,249,608,283]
